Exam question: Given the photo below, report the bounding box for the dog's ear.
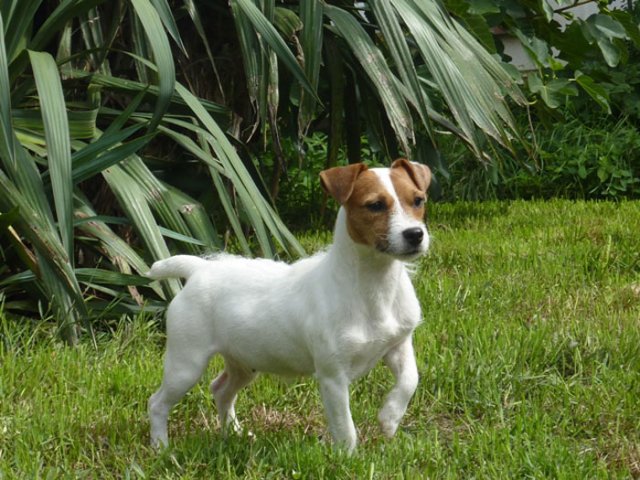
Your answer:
[320,163,368,204]
[391,158,431,193]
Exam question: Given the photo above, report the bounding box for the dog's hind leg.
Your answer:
[377,336,419,438]
[148,330,215,448]
[210,359,256,434]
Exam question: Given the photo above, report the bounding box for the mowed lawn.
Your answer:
[1,200,639,478]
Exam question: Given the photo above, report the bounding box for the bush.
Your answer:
[437,114,640,201]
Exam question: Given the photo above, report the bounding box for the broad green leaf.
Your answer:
[121,156,208,254]
[175,81,304,257]
[274,7,302,40]
[0,13,16,166]
[74,201,164,298]
[2,268,152,287]
[591,14,628,40]
[597,37,621,67]
[230,0,261,101]
[12,108,97,140]
[232,0,317,101]
[30,0,106,52]
[29,50,74,259]
[372,0,433,136]
[0,167,87,344]
[610,9,640,47]
[394,0,478,150]
[149,0,187,54]
[2,0,42,63]
[71,133,154,184]
[182,0,225,101]
[541,0,554,23]
[70,69,227,117]
[298,0,323,134]
[398,0,521,150]
[165,184,222,251]
[325,4,414,154]
[75,268,152,286]
[209,165,252,255]
[71,123,145,167]
[324,34,345,169]
[102,163,181,297]
[575,72,611,113]
[528,74,577,108]
[78,8,109,75]
[467,0,500,15]
[514,30,551,67]
[129,0,175,130]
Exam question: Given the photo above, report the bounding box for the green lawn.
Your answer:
[1,200,639,478]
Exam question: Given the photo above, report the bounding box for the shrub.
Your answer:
[437,114,640,201]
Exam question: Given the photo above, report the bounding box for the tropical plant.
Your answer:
[447,0,640,113]
[0,0,523,343]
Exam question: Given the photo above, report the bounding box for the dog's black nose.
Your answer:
[402,227,424,247]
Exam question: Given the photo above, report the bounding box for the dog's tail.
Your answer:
[146,255,208,280]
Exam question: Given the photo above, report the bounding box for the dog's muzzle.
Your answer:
[402,227,424,248]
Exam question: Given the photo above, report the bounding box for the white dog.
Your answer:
[147,158,431,452]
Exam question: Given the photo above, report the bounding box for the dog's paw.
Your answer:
[150,434,169,450]
[377,409,401,438]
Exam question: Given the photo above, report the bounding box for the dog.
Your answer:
[146,158,431,452]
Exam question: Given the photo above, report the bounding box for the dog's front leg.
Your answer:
[318,374,357,453]
[378,336,419,438]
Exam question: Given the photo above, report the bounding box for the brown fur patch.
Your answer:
[390,164,427,221]
[344,170,394,250]
[319,163,368,205]
[391,158,431,192]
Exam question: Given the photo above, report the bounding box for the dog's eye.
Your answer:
[413,196,425,208]
[366,200,386,212]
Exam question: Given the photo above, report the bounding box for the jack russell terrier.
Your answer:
[146,158,431,452]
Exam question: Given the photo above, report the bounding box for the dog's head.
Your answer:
[320,159,431,260]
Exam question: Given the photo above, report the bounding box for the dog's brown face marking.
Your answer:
[343,170,394,251]
[321,160,432,255]
[389,158,431,222]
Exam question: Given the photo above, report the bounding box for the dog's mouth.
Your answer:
[376,243,426,260]
[394,249,425,261]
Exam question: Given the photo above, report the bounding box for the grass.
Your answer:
[1,200,639,478]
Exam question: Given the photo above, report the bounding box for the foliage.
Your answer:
[0,0,526,341]
[256,132,386,229]
[2,200,640,477]
[438,113,640,201]
[426,2,640,202]
[448,0,640,113]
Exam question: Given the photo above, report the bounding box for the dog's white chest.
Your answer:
[338,305,417,380]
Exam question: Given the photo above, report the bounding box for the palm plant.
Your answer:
[0,0,523,343]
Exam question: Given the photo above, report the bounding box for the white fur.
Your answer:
[147,168,427,453]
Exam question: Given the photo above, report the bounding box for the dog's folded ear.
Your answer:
[391,158,431,193]
[320,163,368,205]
